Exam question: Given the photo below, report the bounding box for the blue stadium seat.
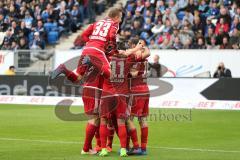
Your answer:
[47,31,59,44]
[44,23,52,33]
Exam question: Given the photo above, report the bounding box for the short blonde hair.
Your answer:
[108,7,122,18]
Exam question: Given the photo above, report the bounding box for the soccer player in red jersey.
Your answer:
[98,42,145,157]
[128,39,150,155]
[50,8,123,155]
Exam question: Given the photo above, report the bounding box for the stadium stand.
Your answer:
[0,0,117,50]
[119,0,240,49]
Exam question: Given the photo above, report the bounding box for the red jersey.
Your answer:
[130,59,149,94]
[102,56,133,95]
[81,18,119,53]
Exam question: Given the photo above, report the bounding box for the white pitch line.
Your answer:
[0,137,240,154]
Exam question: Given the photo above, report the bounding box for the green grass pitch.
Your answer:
[0,104,240,160]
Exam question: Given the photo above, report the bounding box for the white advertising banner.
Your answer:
[149,50,240,78]
[0,51,14,75]
[54,49,240,77]
[0,78,239,110]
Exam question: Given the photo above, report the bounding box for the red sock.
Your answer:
[130,128,139,149]
[100,124,108,148]
[83,123,97,152]
[126,133,130,150]
[141,127,148,151]
[118,125,127,148]
[107,127,114,148]
[95,127,101,147]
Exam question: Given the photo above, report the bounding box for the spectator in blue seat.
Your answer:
[156,0,166,15]
[126,0,136,14]
[144,10,153,23]
[34,5,42,20]
[121,11,132,30]
[70,4,83,32]
[206,1,219,19]
[29,32,45,49]
[143,0,155,16]
[24,11,33,29]
[135,0,144,13]
[1,28,14,48]
[131,20,142,38]
[182,9,194,26]
[34,20,45,39]
[198,0,209,18]
[132,10,144,27]
[58,13,70,35]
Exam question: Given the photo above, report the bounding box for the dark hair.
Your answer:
[139,38,147,46]
[9,66,15,70]
[128,38,139,46]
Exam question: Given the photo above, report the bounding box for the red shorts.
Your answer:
[100,95,130,119]
[129,93,149,117]
[82,73,104,115]
[77,48,111,78]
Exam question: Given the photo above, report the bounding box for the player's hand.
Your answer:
[136,42,144,50]
[118,50,126,55]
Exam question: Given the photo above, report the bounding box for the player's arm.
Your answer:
[81,24,94,43]
[141,46,150,59]
[120,44,144,56]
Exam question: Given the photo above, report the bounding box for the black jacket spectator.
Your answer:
[213,68,232,78]
[213,62,232,78]
[148,63,161,78]
[148,55,161,78]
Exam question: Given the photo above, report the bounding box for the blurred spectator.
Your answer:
[162,8,178,26]
[215,18,230,35]
[121,11,133,30]
[194,37,206,49]
[220,36,232,49]
[132,10,144,27]
[19,37,29,50]
[148,55,161,77]
[29,32,45,49]
[131,20,142,38]
[207,36,220,49]
[5,66,16,75]
[229,28,240,49]
[171,36,182,49]
[149,38,159,49]
[213,62,232,78]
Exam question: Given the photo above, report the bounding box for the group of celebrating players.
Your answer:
[50,7,150,157]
